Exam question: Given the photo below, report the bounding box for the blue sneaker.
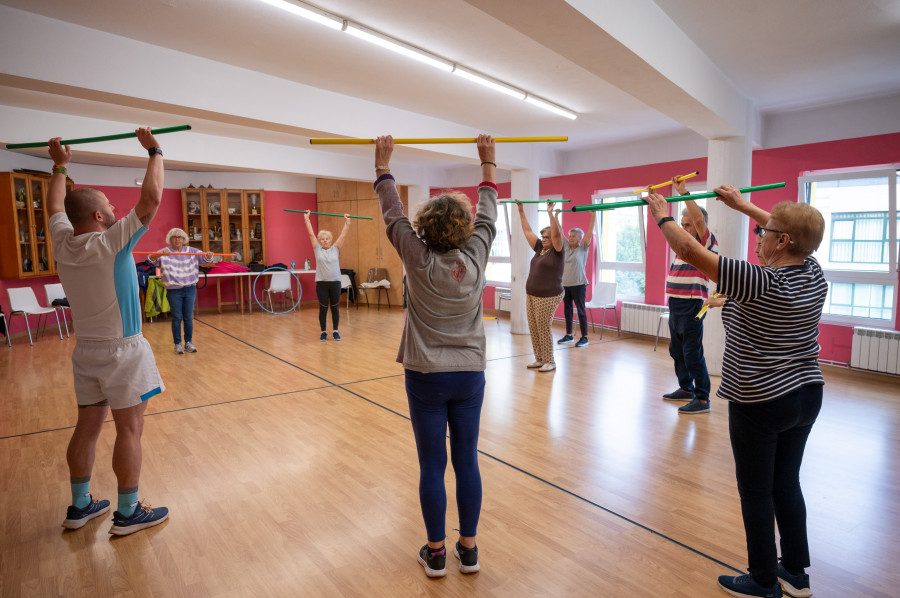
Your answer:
[777,562,812,597]
[320,332,327,342]
[333,331,342,341]
[62,495,110,529]
[109,501,169,536]
[557,335,574,345]
[417,544,446,578]
[575,337,589,347]
[718,574,783,597]
[679,398,710,414]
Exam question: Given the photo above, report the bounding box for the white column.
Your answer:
[509,167,540,335]
[703,136,752,376]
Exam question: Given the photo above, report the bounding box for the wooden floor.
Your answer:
[1,305,898,597]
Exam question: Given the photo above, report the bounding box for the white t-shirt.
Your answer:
[49,209,148,340]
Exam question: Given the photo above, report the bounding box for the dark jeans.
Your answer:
[729,384,823,586]
[316,281,341,331]
[405,369,485,543]
[563,284,588,337]
[667,297,710,400]
[167,284,196,344]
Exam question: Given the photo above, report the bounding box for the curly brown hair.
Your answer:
[412,192,475,252]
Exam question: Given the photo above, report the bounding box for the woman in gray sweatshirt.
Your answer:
[374,134,497,578]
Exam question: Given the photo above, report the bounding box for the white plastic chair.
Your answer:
[7,287,64,345]
[263,271,294,312]
[44,283,71,338]
[340,274,352,313]
[655,311,670,351]
[585,281,619,340]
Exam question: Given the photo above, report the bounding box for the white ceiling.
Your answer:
[0,0,898,176]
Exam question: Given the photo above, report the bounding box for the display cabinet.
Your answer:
[0,172,72,279]
[182,187,265,264]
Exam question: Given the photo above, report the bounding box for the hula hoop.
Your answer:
[252,267,302,315]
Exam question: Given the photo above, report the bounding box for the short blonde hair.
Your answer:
[770,202,825,257]
[166,228,189,245]
[413,192,474,252]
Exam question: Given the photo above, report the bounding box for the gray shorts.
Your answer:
[72,334,165,410]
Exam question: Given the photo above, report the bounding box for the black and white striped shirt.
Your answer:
[716,256,828,403]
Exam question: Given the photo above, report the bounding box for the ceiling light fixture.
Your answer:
[256,0,343,30]
[345,23,454,72]
[525,95,577,120]
[452,66,527,100]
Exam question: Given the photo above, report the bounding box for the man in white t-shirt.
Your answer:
[48,128,169,536]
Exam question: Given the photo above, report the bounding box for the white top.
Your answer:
[314,245,341,282]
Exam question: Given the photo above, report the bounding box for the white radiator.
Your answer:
[851,327,900,375]
[621,302,670,338]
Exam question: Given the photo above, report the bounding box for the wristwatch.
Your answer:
[148,147,163,157]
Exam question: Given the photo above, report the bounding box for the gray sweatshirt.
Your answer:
[376,176,498,372]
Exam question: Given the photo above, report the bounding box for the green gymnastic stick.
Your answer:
[284,209,373,220]
[5,125,193,149]
[499,199,571,204]
[570,183,787,212]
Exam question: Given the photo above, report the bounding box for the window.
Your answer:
[592,190,647,299]
[485,203,511,284]
[800,169,898,325]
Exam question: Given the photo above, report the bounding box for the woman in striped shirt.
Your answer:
[645,186,826,598]
[150,227,213,354]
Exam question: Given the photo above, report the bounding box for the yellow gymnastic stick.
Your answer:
[309,136,568,145]
[632,171,700,194]
[695,293,720,321]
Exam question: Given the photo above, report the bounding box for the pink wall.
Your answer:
[1,185,318,338]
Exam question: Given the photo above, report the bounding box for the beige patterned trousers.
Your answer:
[526,292,564,364]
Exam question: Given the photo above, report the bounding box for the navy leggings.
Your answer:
[729,384,823,586]
[405,369,485,543]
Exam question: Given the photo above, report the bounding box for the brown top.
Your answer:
[526,239,564,297]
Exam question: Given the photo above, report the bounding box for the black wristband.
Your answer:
[148,147,163,157]
[481,161,496,167]
[680,191,690,196]
[657,216,675,228]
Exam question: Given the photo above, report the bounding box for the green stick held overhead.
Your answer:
[571,183,787,212]
[5,125,193,149]
[284,209,373,220]
[498,199,571,204]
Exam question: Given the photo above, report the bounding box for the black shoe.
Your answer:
[417,544,447,577]
[678,398,710,414]
[662,388,693,401]
[454,541,480,573]
[557,335,574,344]
[575,337,589,347]
[777,562,811,597]
[718,574,783,597]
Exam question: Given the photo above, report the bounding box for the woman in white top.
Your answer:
[304,211,351,341]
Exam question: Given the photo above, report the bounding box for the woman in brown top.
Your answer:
[516,201,564,372]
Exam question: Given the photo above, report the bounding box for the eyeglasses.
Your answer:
[754,224,794,243]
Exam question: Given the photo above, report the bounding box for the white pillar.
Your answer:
[509,167,540,335]
[703,136,752,376]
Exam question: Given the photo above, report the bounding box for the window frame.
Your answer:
[591,188,647,302]
[485,201,512,286]
[799,166,898,327]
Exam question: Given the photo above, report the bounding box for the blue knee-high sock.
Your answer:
[70,477,91,509]
[118,488,139,518]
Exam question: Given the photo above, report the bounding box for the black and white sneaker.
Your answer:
[454,541,480,574]
[417,544,447,578]
[575,337,589,347]
[557,335,574,344]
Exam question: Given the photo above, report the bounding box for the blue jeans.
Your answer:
[729,384,823,586]
[667,297,710,400]
[405,369,485,543]
[167,285,196,344]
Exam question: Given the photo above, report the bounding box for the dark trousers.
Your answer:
[667,297,710,400]
[729,384,823,586]
[405,369,485,543]
[167,284,196,344]
[563,284,588,337]
[315,281,341,331]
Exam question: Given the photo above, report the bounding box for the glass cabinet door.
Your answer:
[245,191,263,265]
[204,190,225,257]
[226,191,243,262]
[31,178,52,274]
[13,175,32,274]
[184,189,204,247]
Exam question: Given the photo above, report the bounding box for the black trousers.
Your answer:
[729,384,823,586]
[316,281,341,331]
[562,284,588,337]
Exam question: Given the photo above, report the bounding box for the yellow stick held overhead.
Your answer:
[632,171,700,194]
[309,136,568,145]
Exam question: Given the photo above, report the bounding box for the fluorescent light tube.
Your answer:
[525,94,577,120]
[256,0,344,30]
[453,67,526,100]
[345,23,454,72]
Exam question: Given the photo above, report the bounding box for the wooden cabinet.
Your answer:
[182,188,265,264]
[0,172,72,279]
[316,178,407,306]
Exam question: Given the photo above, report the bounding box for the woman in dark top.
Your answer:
[645,185,827,598]
[516,202,564,372]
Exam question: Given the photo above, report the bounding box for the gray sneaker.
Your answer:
[184,342,197,353]
[174,343,184,354]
